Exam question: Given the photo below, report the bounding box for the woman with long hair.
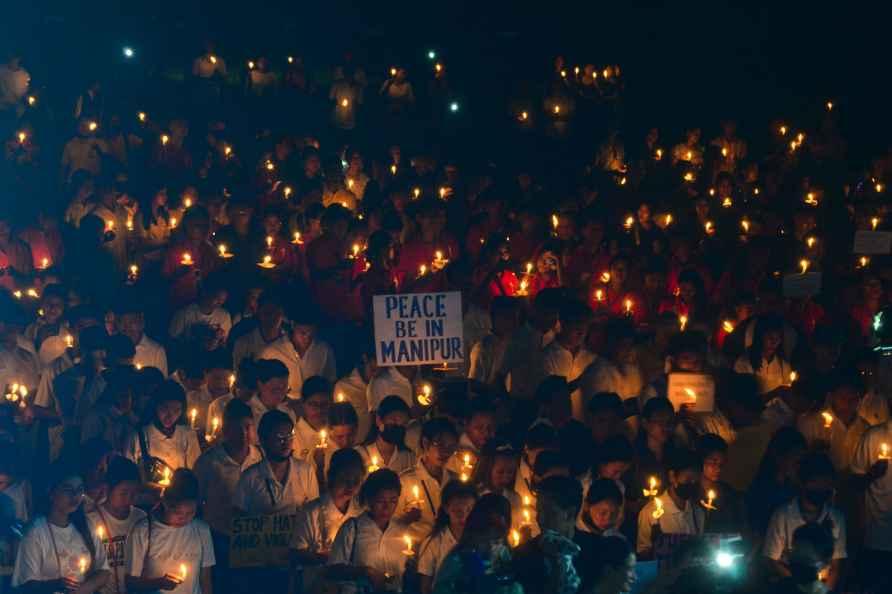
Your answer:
[471,442,521,527]
[12,465,110,593]
[417,481,478,593]
[734,314,792,395]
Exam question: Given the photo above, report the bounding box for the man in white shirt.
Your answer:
[468,297,519,387]
[542,301,597,422]
[0,312,40,395]
[259,317,335,398]
[763,451,847,590]
[60,118,109,182]
[248,359,298,426]
[168,280,232,342]
[637,449,706,557]
[499,289,560,402]
[234,410,319,515]
[367,366,414,413]
[293,376,332,460]
[194,400,262,539]
[851,418,892,591]
[797,371,869,472]
[116,303,167,376]
[231,291,285,371]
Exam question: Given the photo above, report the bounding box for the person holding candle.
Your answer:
[293,375,333,461]
[127,469,214,593]
[632,397,681,504]
[116,301,168,377]
[186,351,231,437]
[290,448,365,593]
[233,410,318,516]
[230,290,285,373]
[205,359,256,435]
[258,307,336,400]
[160,207,218,308]
[447,398,496,475]
[24,283,68,366]
[87,457,146,594]
[763,452,846,590]
[733,314,792,396]
[12,466,110,594]
[636,449,705,558]
[168,276,231,343]
[417,481,478,593]
[126,380,201,477]
[696,434,744,534]
[310,402,360,485]
[398,418,459,540]
[578,318,643,413]
[471,442,522,524]
[356,396,415,475]
[326,469,411,593]
[332,341,376,442]
[247,359,298,426]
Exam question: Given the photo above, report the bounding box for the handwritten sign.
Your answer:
[667,372,715,413]
[783,272,821,298]
[373,292,464,366]
[229,513,296,568]
[853,231,892,255]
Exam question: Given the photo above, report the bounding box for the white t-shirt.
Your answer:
[135,335,168,377]
[168,304,232,342]
[762,498,846,562]
[733,355,790,394]
[193,444,263,535]
[291,493,363,553]
[398,462,457,540]
[500,323,553,401]
[233,458,319,515]
[259,337,337,398]
[126,424,201,471]
[797,411,869,472]
[417,527,457,582]
[232,328,281,372]
[294,417,327,461]
[247,395,297,427]
[327,514,411,594]
[468,334,509,386]
[636,495,706,554]
[367,368,413,412]
[850,421,892,551]
[127,518,215,594]
[334,368,372,441]
[12,516,109,589]
[355,443,415,475]
[88,504,148,594]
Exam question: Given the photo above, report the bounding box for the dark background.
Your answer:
[4,1,890,161]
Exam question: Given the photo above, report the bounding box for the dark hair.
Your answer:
[421,417,458,446]
[106,333,136,361]
[40,283,67,302]
[586,478,623,506]
[589,536,633,581]
[204,348,232,372]
[472,441,518,491]
[162,468,200,505]
[45,464,96,560]
[533,449,568,477]
[559,299,592,328]
[524,423,558,451]
[457,493,512,549]
[430,481,479,536]
[696,433,728,460]
[536,475,583,516]
[152,380,187,421]
[792,522,834,564]
[798,451,834,485]
[748,314,784,371]
[79,325,109,354]
[641,397,673,419]
[588,392,623,416]
[254,358,290,382]
[595,435,634,468]
[667,449,701,474]
[223,399,253,427]
[378,395,410,419]
[753,427,807,487]
[106,457,141,490]
[465,397,496,422]
[490,296,520,322]
[359,469,401,504]
[825,368,865,397]
[324,398,355,428]
[258,410,294,441]
[327,448,365,488]
[301,375,332,400]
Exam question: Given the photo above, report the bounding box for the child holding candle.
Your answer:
[88,457,146,594]
[326,469,411,594]
[356,396,416,475]
[696,434,744,534]
[310,402,359,486]
[12,466,110,594]
[126,469,214,593]
[417,481,478,593]
[292,375,333,461]
[447,398,496,475]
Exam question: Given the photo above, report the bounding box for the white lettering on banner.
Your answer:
[373,292,464,366]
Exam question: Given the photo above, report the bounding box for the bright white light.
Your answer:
[123,47,134,58]
[449,101,459,112]
[427,50,437,60]
[716,552,734,569]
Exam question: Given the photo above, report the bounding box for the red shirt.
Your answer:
[162,240,218,306]
[394,234,460,288]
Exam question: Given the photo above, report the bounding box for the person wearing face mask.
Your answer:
[636,449,705,558]
[398,418,459,540]
[763,452,846,591]
[356,396,415,475]
[290,448,365,594]
[417,481,478,593]
[127,469,215,593]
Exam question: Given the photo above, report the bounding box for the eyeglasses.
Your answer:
[270,432,295,445]
[430,440,457,455]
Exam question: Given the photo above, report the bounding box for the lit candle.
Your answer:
[390,164,398,175]
[65,334,74,348]
[643,476,659,497]
[594,289,604,302]
[27,95,36,106]
[684,387,697,404]
[821,411,833,429]
[211,417,220,436]
[652,497,664,520]
[518,278,529,295]
[879,443,889,460]
[876,183,884,193]
[553,104,561,115]
[88,121,98,132]
[806,236,817,249]
[655,148,663,160]
[413,187,421,199]
[418,264,427,277]
[704,221,714,235]
[701,489,717,510]
[519,111,529,122]
[859,256,870,269]
[390,67,397,76]
[218,244,232,259]
[190,408,197,428]
[805,192,818,206]
[258,255,275,269]
[779,125,788,136]
[721,197,733,208]
[624,298,633,317]
[722,320,735,333]
[229,374,236,388]
[336,392,345,403]
[510,529,521,547]
[79,556,88,575]
[871,217,880,231]
[265,161,275,172]
[161,134,170,146]
[224,145,232,158]
[159,466,171,487]
[721,147,728,158]
[179,564,188,581]
[402,534,414,556]
[463,452,473,469]
[522,508,532,526]
[551,213,559,233]
[17,131,26,144]
[209,55,217,64]
[438,186,449,199]
[266,236,273,248]
[826,101,833,111]
[789,371,798,384]
[283,186,292,199]
[600,271,611,283]
[623,215,634,230]
[664,213,672,226]
[683,172,694,182]
[170,216,178,228]
[340,98,350,108]
[183,197,192,209]
[138,111,146,123]
[418,383,433,406]
[39,257,49,269]
[292,231,303,245]
[181,252,193,266]
[368,455,380,473]
[740,219,750,233]
[412,485,421,505]
[248,60,255,70]
[317,429,328,449]
[96,525,105,541]
[799,259,810,274]
[679,315,688,332]
[460,472,468,482]
[685,150,693,161]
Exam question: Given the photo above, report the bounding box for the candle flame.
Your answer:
[624,215,634,229]
[510,529,521,547]
[821,411,833,428]
[79,556,88,574]
[161,134,169,146]
[594,289,604,302]
[337,392,345,402]
[790,371,798,383]
[740,219,750,233]
[722,320,735,333]
[807,236,816,248]
[180,563,188,580]
[799,259,810,274]
[652,497,664,519]
[871,217,880,231]
[679,315,688,331]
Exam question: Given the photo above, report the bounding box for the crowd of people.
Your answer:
[0,42,891,594]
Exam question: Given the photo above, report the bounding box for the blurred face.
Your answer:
[643,409,676,444]
[223,416,254,448]
[206,368,232,398]
[291,324,316,351]
[535,495,573,532]
[615,338,637,366]
[258,303,284,333]
[679,281,697,303]
[331,470,363,501]
[599,461,630,481]
[491,456,517,490]
[637,204,651,224]
[702,451,726,483]
[258,376,289,406]
[368,488,400,523]
[600,554,637,594]
[41,296,64,324]
[687,129,701,144]
[610,260,628,285]
[156,400,183,429]
[422,432,458,470]
[829,386,862,422]
[762,329,782,359]
[590,409,620,444]
[559,321,587,350]
[186,218,210,242]
[302,394,331,428]
[466,412,495,450]
[445,495,476,529]
[670,468,700,496]
[262,422,295,460]
[51,477,85,515]
[304,155,321,177]
[163,500,198,527]
[263,215,282,237]
[329,423,357,449]
[117,312,144,343]
[107,480,139,513]
[588,498,620,531]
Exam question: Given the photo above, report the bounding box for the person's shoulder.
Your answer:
[300,496,325,514]
[240,460,266,479]
[399,466,418,480]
